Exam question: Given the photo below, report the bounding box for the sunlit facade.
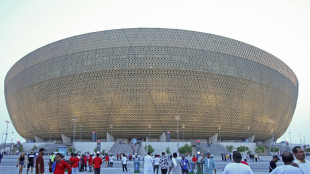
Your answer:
[5,28,298,141]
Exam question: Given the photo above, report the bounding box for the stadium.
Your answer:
[5,28,298,143]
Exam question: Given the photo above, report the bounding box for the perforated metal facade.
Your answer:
[5,28,298,141]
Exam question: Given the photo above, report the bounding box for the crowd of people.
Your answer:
[1,145,310,174]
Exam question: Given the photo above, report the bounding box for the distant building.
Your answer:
[5,28,298,142]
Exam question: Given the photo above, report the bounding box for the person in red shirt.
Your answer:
[54,153,71,174]
[93,153,102,174]
[36,148,45,174]
[105,154,109,167]
[88,154,93,172]
[69,153,74,167]
[70,153,79,174]
[192,155,198,163]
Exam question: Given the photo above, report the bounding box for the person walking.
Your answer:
[36,148,45,174]
[201,152,216,174]
[70,153,79,174]
[293,146,310,173]
[0,152,3,164]
[270,151,303,174]
[17,152,26,174]
[160,152,169,174]
[223,151,253,174]
[269,155,280,173]
[121,153,128,172]
[181,155,190,174]
[53,153,71,174]
[109,154,114,167]
[168,152,182,174]
[27,150,35,174]
[144,152,153,174]
[50,152,55,164]
[88,154,93,172]
[153,154,160,174]
[105,154,110,167]
[79,154,85,171]
[93,153,102,174]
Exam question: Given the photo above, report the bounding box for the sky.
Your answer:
[0,0,309,144]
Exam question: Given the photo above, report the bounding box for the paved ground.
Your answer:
[2,155,309,174]
[0,155,270,174]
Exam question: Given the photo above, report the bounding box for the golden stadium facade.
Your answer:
[5,28,298,141]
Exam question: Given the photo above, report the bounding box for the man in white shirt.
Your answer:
[271,151,303,174]
[144,152,153,174]
[293,146,310,174]
[223,151,253,174]
[121,154,128,172]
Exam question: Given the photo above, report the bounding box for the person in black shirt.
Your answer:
[27,150,35,174]
[269,155,280,173]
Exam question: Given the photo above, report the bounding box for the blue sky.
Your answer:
[0,0,309,143]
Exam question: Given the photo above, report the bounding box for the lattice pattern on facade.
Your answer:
[5,28,298,141]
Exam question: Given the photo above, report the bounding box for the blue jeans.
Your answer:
[89,165,93,172]
[72,167,78,174]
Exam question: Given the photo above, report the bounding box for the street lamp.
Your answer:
[175,115,180,152]
[182,125,185,142]
[79,126,82,142]
[110,125,113,136]
[218,125,221,143]
[289,130,292,146]
[3,120,10,153]
[147,124,151,154]
[269,119,274,154]
[248,126,250,143]
[50,127,52,142]
[72,116,78,149]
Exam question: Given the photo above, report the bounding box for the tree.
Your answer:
[145,145,154,154]
[68,147,76,153]
[270,147,279,152]
[247,150,252,155]
[255,145,265,155]
[166,147,171,154]
[226,145,234,152]
[19,145,24,152]
[179,144,192,155]
[102,149,105,154]
[94,147,99,153]
[306,148,310,152]
[236,146,249,152]
[31,145,38,151]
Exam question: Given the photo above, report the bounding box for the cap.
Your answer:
[181,155,185,157]
[206,152,211,155]
[273,155,280,160]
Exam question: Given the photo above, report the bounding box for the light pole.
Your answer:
[218,125,221,143]
[248,126,250,143]
[147,124,151,154]
[72,116,78,149]
[175,115,180,152]
[269,119,274,154]
[50,127,52,142]
[79,126,82,142]
[110,125,113,136]
[10,131,14,155]
[182,125,185,142]
[4,120,10,153]
[289,130,292,145]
